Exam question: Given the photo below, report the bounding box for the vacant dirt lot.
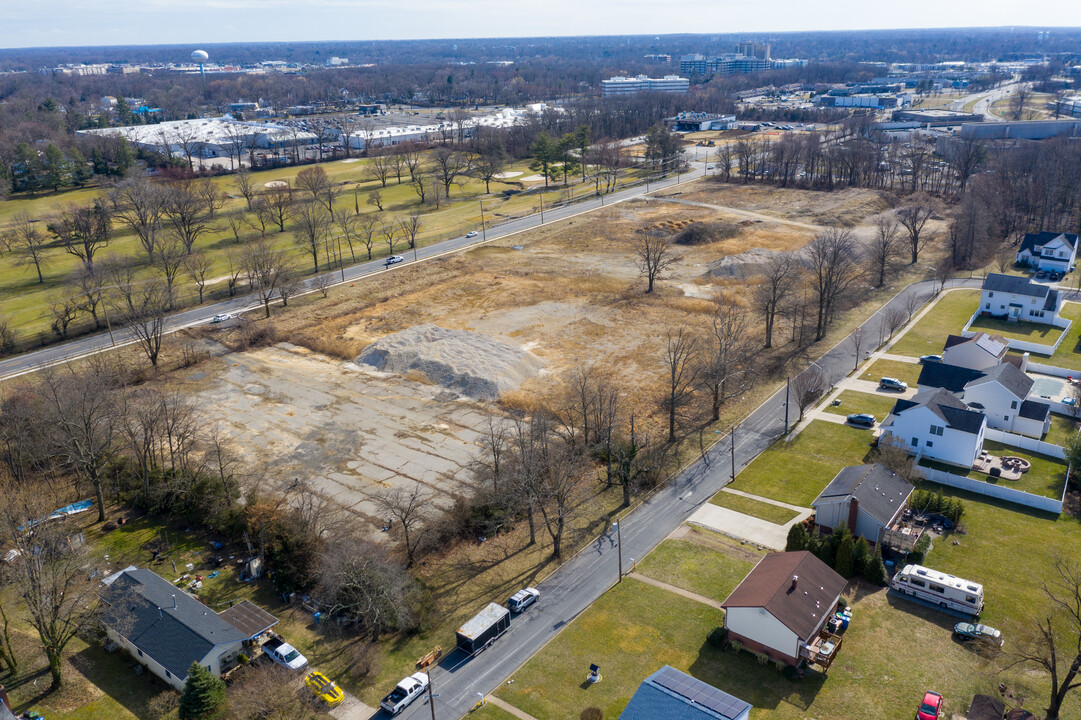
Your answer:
[181,180,897,517]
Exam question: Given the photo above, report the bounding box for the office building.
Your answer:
[601,75,689,96]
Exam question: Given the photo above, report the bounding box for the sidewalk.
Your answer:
[627,572,724,609]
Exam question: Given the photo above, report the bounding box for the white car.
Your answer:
[262,637,308,671]
[385,255,405,266]
[211,313,232,324]
[380,672,430,715]
[508,587,540,613]
[465,230,479,238]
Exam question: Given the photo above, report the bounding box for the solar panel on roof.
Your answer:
[651,667,748,719]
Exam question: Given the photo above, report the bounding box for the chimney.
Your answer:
[0,684,12,713]
[847,497,860,531]
[172,595,177,609]
[791,574,799,589]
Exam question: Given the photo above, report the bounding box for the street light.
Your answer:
[919,263,939,295]
[612,521,623,583]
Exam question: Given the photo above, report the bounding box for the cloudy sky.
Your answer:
[1,0,1079,49]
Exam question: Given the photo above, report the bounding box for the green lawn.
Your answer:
[1046,302,1081,372]
[968,315,1064,345]
[496,537,1051,720]
[889,290,980,357]
[470,703,521,720]
[728,421,874,507]
[707,492,800,525]
[635,530,761,599]
[1044,413,1079,448]
[822,390,901,422]
[919,440,1067,500]
[860,358,922,387]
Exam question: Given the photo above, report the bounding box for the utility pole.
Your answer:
[101,297,116,346]
[336,235,346,282]
[426,670,437,720]
[784,376,790,435]
[613,521,623,583]
[479,201,486,241]
[730,425,736,482]
[539,192,545,224]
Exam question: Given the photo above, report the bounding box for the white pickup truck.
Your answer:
[380,672,430,715]
[262,636,308,671]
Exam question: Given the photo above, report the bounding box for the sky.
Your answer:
[1,0,1080,50]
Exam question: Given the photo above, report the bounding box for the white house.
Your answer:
[101,568,277,691]
[916,361,1051,438]
[812,464,914,545]
[721,552,847,669]
[1016,231,1078,273]
[980,273,1062,325]
[941,333,1010,371]
[880,388,987,467]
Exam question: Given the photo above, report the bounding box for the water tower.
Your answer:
[191,49,209,80]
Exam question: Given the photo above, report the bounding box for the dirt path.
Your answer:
[651,196,826,232]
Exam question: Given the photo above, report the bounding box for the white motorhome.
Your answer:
[891,564,984,616]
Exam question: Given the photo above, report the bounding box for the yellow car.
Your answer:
[305,670,345,707]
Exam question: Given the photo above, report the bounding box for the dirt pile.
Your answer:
[356,325,544,400]
[705,248,786,278]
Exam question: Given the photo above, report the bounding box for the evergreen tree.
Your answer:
[67,148,91,186]
[785,522,809,552]
[91,147,108,176]
[43,144,72,191]
[834,534,855,579]
[178,662,226,720]
[529,131,557,187]
[12,143,42,194]
[853,537,870,579]
[864,544,888,585]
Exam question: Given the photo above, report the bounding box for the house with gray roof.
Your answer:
[619,666,751,720]
[101,568,276,691]
[941,333,1010,372]
[980,273,1062,325]
[917,361,1050,438]
[1016,231,1078,274]
[812,464,914,545]
[880,388,987,467]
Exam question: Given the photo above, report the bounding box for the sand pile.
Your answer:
[706,246,810,278]
[356,325,543,400]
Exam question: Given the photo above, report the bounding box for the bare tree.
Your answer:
[367,190,383,211]
[224,248,245,297]
[227,665,314,720]
[160,179,212,254]
[292,200,332,272]
[752,252,798,349]
[1005,556,1081,719]
[264,184,294,232]
[371,483,431,567]
[333,210,359,263]
[196,178,226,219]
[109,177,163,259]
[697,299,755,422]
[49,199,112,271]
[473,415,509,493]
[897,199,938,265]
[357,214,379,260]
[171,122,204,170]
[243,239,292,318]
[791,365,827,419]
[662,328,698,442]
[868,217,902,287]
[3,211,51,283]
[46,292,80,339]
[248,197,274,237]
[313,272,333,298]
[804,228,864,341]
[381,221,399,256]
[37,363,123,522]
[366,154,394,188]
[184,252,214,303]
[883,304,909,342]
[849,325,867,371]
[316,533,416,640]
[151,235,189,308]
[1009,84,1032,121]
[0,484,100,689]
[233,166,257,210]
[69,265,106,329]
[633,233,677,293]
[399,214,422,250]
[296,166,336,213]
[430,147,473,197]
[124,279,170,367]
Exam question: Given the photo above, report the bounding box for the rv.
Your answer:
[891,564,984,616]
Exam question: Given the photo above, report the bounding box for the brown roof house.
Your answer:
[721,551,847,669]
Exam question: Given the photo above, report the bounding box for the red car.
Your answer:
[917,691,943,720]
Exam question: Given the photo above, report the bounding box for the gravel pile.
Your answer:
[356,325,543,400]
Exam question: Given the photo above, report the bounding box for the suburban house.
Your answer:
[941,333,1010,371]
[811,464,914,545]
[916,361,1050,438]
[979,273,1061,324]
[880,388,987,467]
[101,568,278,691]
[619,666,751,720]
[721,551,847,669]
[1015,231,1078,273]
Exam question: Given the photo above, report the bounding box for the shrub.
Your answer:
[729,640,743,654]
[772,659,787,672]
[581,709,603,720]
[786,522,809,552]
[756,652,769,665]
[909,533,932,565]
[864,545,888,585]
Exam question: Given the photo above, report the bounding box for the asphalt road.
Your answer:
[396,275,986,720]
[0,156,709,381]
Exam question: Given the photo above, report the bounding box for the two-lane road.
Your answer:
[397,277,983,720]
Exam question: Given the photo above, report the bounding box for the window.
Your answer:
[966,595,976,603]
[985,303,991,310]
[926,440,934,447]
[1010,401,1017,409]
[988,291,994,297]
[911,437,918,447]
[1004,415,1010,421]
[928,425,944,436]
[911,579,926,588]
[930,584,945,594]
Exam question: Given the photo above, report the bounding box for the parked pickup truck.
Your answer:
[380,672,430,715]
[262,636,308,671]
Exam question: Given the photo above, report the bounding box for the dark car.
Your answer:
[846,413,876,428]
[879,377,908,392]
[953,622,1003,647]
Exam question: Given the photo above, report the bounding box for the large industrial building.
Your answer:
[79,118,318,160]
[959,118,1081,141]
[601,75,690,96]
